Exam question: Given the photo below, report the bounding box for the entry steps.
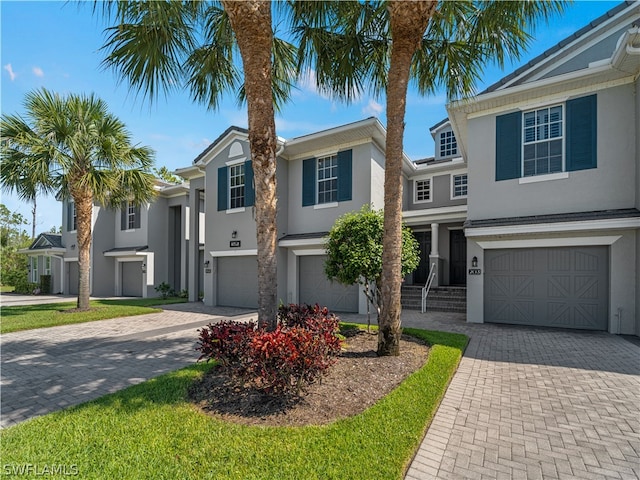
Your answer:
[401,285,467,313]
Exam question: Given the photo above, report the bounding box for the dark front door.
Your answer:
[450,229,467,285]
[413,231,431,285]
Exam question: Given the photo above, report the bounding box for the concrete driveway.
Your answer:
[1,303,638,479]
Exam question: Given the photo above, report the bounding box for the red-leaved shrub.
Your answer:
[196,304,342,395]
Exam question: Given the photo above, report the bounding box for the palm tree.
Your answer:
[1,88,155,310]
[292,0,566,355]
[96,1,296,327]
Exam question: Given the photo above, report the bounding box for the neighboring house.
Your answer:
[176,117,471,314]
[448,1,640,334]
[47,179,192,298]
[19,233,65,293]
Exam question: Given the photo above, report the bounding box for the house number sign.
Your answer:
[468,268,482,275]
[230,240,241,248]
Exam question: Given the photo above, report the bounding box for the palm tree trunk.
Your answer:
[378,1,436,356]
[222,0,278,329]
[73,188,93,310]
[31,197,36,239]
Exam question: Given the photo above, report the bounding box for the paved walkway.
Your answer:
[394,311,640,480]
[2,303,639,479]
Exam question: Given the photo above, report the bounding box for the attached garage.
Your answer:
[68,262,79,295]
[484,246,608,330]
[121,261,143,297]
[217,256,258,308]
[299,255,359,313]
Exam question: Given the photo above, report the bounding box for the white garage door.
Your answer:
[217,256,258,308]
[122,261,143,297]
[484,246,608,330]
[299,255,359,313]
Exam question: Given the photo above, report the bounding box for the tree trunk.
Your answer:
[223,0,278,329]
[31,197,36,239]
[378,1,436,356]
[73,187,94,310]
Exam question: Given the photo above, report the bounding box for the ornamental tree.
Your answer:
[324,205,419,332]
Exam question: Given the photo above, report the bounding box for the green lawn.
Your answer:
[0,297,187,334]
[0,285,15,293]
[0,327,468,480]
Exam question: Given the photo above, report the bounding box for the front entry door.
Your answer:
[450,229,467,285]
[413,231,431,285]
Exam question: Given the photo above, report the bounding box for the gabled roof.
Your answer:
[29,233,63,250]
[192,126,249,165]
[482,1,638,94]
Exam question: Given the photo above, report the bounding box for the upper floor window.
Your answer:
[317,154,338,204]
[66,201,77,232]
[229,163,245,209]
[452,174,468,198]
[522,105,563,177]
[217,161,254,212]
[120,201,141,230]
[414,178,431,203]
[439,131,457,157]
[302,150,352,207]
[495,94,597,181]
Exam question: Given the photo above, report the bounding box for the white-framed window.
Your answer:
[127,202,136,230]
[317,154,338,204]
[229,163,245,209]
[30,257,38,282]
[452,174,468,198]
[44,256,51,275]
[414,178,431,203]
[522,105,563,177]
[67,201,77,232]
[439,130,457,157]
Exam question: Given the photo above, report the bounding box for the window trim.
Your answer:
[316,154,338,205]
[450,173,468,199]
[30,257,38,283]
[228,163,245,210]
[44,256,51,275]
[68,202,77,233]
[439,130,457,158]
[521,103,565,178]
[127,202,136,230]
[413,177,432,204]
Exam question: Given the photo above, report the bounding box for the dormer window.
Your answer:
[439,131,457,157]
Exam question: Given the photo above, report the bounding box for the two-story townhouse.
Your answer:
[44,179,193,297]
[178,117,476,314]
[448,1,640,334]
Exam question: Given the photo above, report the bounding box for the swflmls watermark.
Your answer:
[3,464,79,476]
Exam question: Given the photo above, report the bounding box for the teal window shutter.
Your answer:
[245,160,255,207]
[218,166,228,211]
[337,149,352,202]
[120,202,127,230]
[134,205,141,229]
[302,158,316,206]
[495,112,522,181]
[566,94,597,171]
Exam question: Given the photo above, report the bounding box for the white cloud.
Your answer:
[361,98,384,117]
[32,66,44,77]
[4,64,16,81]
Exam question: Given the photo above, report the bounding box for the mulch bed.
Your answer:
[188,328,430,427]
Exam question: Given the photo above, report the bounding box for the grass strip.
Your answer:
[0,297,187,334]
[1,326,467,480]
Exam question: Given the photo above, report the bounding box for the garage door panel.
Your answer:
[217,256,258,308]
[122,262,143,297]
[68,262,78,295]
[299,256,358,313]
[485,247,608,331]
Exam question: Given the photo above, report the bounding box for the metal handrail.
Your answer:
[421,262,437,313]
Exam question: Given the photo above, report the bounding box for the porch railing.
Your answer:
[421,262,437,313]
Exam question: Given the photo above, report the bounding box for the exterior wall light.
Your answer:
[204,260,210,268]
[471,256,478,268]
[231,230,238,239]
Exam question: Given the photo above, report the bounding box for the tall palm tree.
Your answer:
[1,88,156,310]
[292,0,566,355]
[96,1,296,327]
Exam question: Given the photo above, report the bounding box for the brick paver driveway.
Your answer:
[394,311,640,480]
[2,304,639,480]
[0,303,255,428]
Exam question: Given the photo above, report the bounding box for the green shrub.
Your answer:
[39,275,52,294]
[13,278,38,295]
[154,281,174,299]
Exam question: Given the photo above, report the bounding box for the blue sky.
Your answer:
[1,0,620,233]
